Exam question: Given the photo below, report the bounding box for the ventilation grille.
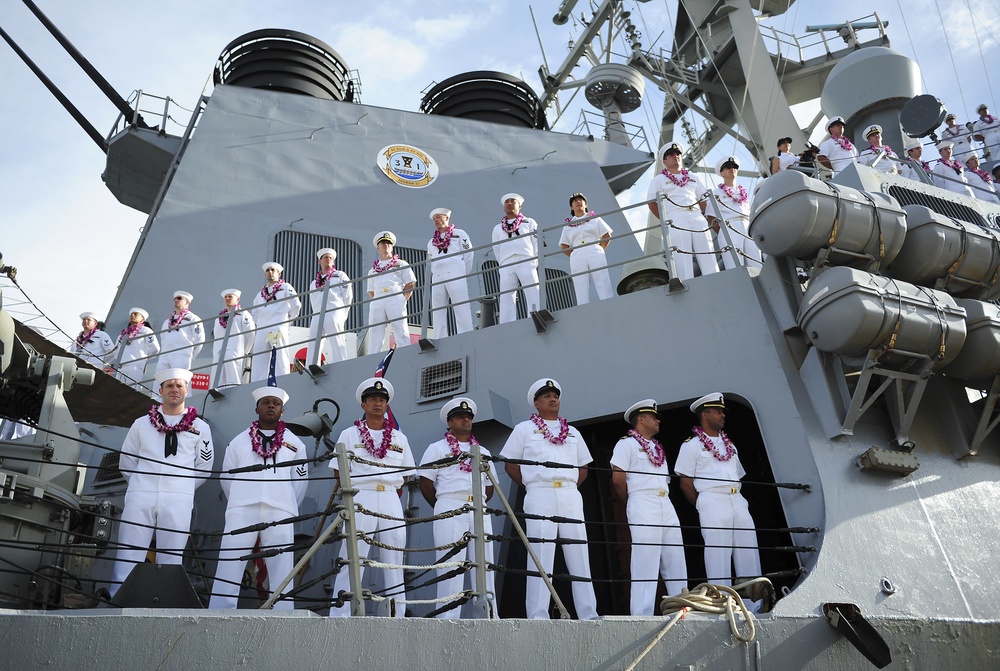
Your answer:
[273,232,364,328]
[93,451,124,485]
[887,184,997,230]
[418,358,467,402]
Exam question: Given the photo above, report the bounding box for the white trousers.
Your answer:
[666,209,719,281]
[251,327,293,382]
[696,491,762,585]
[368,294,410,352]
[523,487,597,620]
[213,351,245,388]
[430,277,474,336]
[432,497,496,618]
[569,246,613,305]
[210,503,295,610]
[497,259,540,324]
[306,314,349,367]
[330,489,406,617]
[110,489,194,596]
[717,217,764,270]
[626,493,687,616]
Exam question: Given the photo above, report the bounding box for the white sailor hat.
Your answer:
[429,208,452,221]
[173,290,193,302]
[128,307,149,320]
[262,261,283,273]
[827,115,846,130]
[978,103,990,112]
[440,397,477,423]
[356,377,393,403]
[252,386,289,405]
[690,392,725,414]
[220,288,241,298]
[966,154,982,165]
[501,193,524,207]
[937,140,955,151]
[154,368,193,385]
[624,399,659,423]
[373,231,397,247]
[528,378,562,406]
[79,311,98,320]
[659,141,685,158]
[316,248,337,260]
[864,124,882,138]
[715,156,739,174]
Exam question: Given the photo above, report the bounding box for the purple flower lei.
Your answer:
[260,279,285,302]
[120,322,144,342]
[445,431,478,472]
[250,419,286,460]
[168,309,189,330]
[661,168,693,187]
[530,413,570,445]
[432,224,455,251]
[971,167,993,183]
[501,213,524,235]
[217,305,241,329]
[692,425,736,462]
[940,158,965,175]
[315,267,338,289]
[372,256,400,273]
[832,136,854,152]
[628,429,665,468]
[355,418,394,459]
[76,326,98,347]
[718,184,748,204]
[148,405,198,434]
[868,143,894,157]
[565,211,596,225]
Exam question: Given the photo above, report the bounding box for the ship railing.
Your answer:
[762,13,889,62]
[106,89,195,142]
[570,109,652,152]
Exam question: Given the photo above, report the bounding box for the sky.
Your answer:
[2,0,998,345]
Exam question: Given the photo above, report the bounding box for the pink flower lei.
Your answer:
[530,413,570,445]
[501,213,524,235]
[982,114,996,125]
[120,322,144,342]
[972,167,993,183]
[372,255,401,273]
[692,425,736,462]
[148,405,198,434]
[565,211,596,225]
[250,419,287,461]
[445,430,478,472]
[832,136,854,152]
[76,326,98,348]
[260,279,285,302]
[168,309,189,330]
[628,429,665,468]
[718,184,748,204]
[661,168,693,187]
[217,305,241,329]
[315,267,338,288]
[355,418,394,459]
[868,143,894,157]
[940,158,964,175]
[432,224,455,251]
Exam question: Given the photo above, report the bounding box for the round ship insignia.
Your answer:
[378,144,438,188]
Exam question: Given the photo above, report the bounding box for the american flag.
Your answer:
[373,347,398,431]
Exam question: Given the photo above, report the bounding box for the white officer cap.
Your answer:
[659,141,685,159]
[356,377,394,403]
[262,261,283,273]
[373,231,397,247]
[528,378,562,407]
[429,208,452,221]
[220,288,241,298]
[864,124,882,138]
[826,116,846,130]
[690,392,725,414]
[945,113,957,121]
[937,140,955,151]
[128,307,149,320]
[903,136,921,152]
[316,248,337,260]
[624,399,659,424]
[173,291,194,302]
[978,103,990,112]
[252,386,289,405]
[79,312,98,320]
[440,397,477,423]
[501,193,524,207]
[715,156,739,174]
[154,368,193,386]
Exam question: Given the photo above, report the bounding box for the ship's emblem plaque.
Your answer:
[377,144,438,188]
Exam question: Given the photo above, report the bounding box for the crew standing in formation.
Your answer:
[71,311,115,369]
[114,307,159,389]
[708,156,763,270]
[367,231,417,351]
[250,262,301,382]
[212,289,254,388]
[426,208,475,336]
[492,193,541,323]
[157,291,204,373]
[306,247,352,366]
[559,192,614,305]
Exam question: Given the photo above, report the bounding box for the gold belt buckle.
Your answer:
[376,484,386,492]
[553,481,563,488]
[730,487,738,494]
[381,287,390,293]
[467,495,474,502]
[658,489,666,497]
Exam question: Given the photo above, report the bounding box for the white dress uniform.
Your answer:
[646,170,719,281]
[966,168,1000,204]
[610,433,687,615]
[858,144,899,174]
[972,115,1000,158]
[157,311,205,373]
[329,422,415,617]
[499,419,598,620]
[419,437,496,617]
[210,426,308,610]
[72,329,116,368]
[558,215,614,305]
[250,282,301,381]
[306,269,352,365]
[491,217,540,323]
[366,259,417,351]
[711,185,763,270]
[675,433,761,586]
[212,310,255,388]
[900,159,930,182]
[932,160,976,198]
[427,228,475,336]
[774,151,798,172]
[115,326,160,390]
[110,409,214,596]
[942,125,973,159]
[817,136,859,176]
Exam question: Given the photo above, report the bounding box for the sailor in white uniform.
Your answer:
[611,399,687,616]
[418,397,497,618]
[212,289,255,388]
[156,291,205,373]
[932,141,975,198]
[306,247,353,366]
[941,113,973,160]
[675,393,762,606]
[964,154,1000,204]
[972,103,1000,159]
[210,385,308,610]
[817,115,858,176]
[857,124,899,174]
[250,262,301,381]
[426,208,474,336]
[500,378,599,620]
[110,368,214,597]
[366,231,416,351]
[770,137,798,174]
[559,192,614,305]
[646,141,719,282]
[71,311,115,369]
[115,307,159,390]
[491,193,541,323]
[708,156,763,270]
[329,378,415,617]
[899,138,931,182]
